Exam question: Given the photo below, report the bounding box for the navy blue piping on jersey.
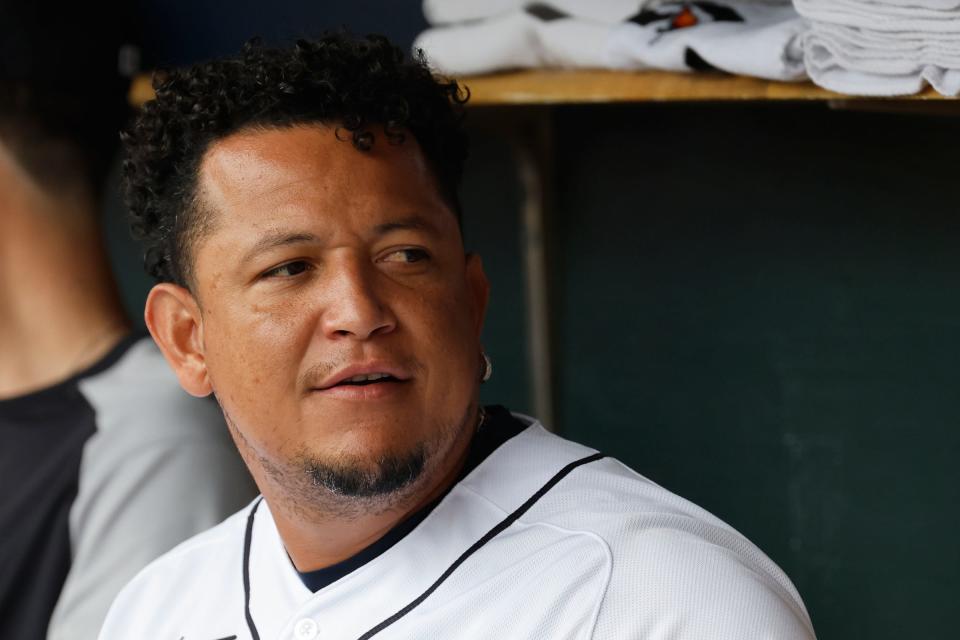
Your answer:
[294,406,526,593]
[241,452,607,640]
[243,498,263,640]
[356,452,607,639]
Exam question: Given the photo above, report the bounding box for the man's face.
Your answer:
[190,124,488,505]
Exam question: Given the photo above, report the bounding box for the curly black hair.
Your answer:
[122,33,469,287]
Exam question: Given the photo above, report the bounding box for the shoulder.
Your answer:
[494,424,817,639]
[78,336,225,442]
[51,337,257,640]
[70,334,254,530]
[138,503,250,578]
[589,505,817,638]
[74,336,241,479]
[98,503,252,637]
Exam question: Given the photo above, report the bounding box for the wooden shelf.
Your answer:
[460,69,949,105]
[130,69,952,108]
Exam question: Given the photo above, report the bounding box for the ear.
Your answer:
[464,253,490,338]
[144,283,212,397]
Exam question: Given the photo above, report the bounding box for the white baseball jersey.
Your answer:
[99,418,816,640]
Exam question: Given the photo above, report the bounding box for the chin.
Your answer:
[297,438,430,500]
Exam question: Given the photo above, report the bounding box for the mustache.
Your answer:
[297,354,424,389]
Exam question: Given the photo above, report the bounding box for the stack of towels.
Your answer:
[795,0,960,96]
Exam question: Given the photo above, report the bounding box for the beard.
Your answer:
[301,444,427,498]
[220,398,478,521]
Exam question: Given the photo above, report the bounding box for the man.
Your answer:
[0,3,257,638]
[101,34,816,639]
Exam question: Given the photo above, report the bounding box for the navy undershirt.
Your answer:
[296,405,527,592]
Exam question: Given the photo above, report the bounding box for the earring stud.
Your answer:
[481,352,493,383]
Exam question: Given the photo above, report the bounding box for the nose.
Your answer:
[319,258,397,341]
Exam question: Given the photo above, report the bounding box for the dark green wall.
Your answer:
[461,133,531,415]
[105,102,960,638]
[548,103,960,638]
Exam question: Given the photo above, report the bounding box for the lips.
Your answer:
[314,363,411,391]
[339,372,395,385]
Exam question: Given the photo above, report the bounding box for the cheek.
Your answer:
[202,298,316,418]
[407,285,481,381]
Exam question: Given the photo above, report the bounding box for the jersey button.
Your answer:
[293,617,319,640]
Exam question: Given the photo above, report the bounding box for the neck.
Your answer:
[0,147,130,398]
[257,406,479,572]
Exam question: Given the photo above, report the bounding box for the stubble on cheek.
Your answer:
[217,392,479,522]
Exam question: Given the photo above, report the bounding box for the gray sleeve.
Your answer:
[47,339,258,640]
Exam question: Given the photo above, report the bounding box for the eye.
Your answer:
[263,260,311,278]
[380,248,430,264]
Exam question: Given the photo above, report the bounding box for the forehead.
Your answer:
[195,124,452,235]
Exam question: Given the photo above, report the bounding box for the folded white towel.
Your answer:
[794,0,960,32]
[607,2,807,80]
[808,0,960,8]
[422,0,646,26]
[805,33,960,95]
[797,0,960,96]
[414,10,615,75]
[812,21,960,56]
[805,30,960,75]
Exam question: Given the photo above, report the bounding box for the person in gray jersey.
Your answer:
[0,3,258,638]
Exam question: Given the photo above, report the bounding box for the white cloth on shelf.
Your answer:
[422,0,646,26]
[607,2,807,80]
[417,1,808,79]
[807,22,960,72]
[810,21,960,56]
[415,10,616,75]
[794,0,960,32]
[805,49,960,95]
[804,27,960,95]
[797,0,960,96]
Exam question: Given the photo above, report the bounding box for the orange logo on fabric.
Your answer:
[671,6,699,30]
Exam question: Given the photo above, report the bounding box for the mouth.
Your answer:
[310,363,412,398]
[326,372,403,388]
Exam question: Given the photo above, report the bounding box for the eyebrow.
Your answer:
[373,215,441,238]
[239,216,441,264]
[241,231,321,264]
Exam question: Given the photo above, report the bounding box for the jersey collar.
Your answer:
[244,419,601,640]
